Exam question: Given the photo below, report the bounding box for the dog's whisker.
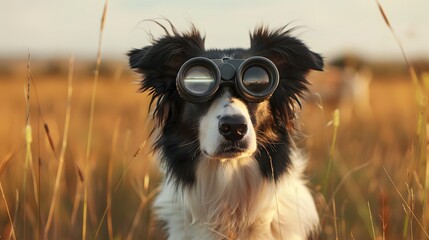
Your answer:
[176,139,199,148]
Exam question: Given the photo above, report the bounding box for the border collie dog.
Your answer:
[129,24,323,240]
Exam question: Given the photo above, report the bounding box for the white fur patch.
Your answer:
[153,150,319,240]
[199,90,257,159]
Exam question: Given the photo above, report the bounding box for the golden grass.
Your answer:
[0,148,16,240]
[43,56,74,238]
[107,117,120,240]
[84,1,108,239]
[23,52,38,240]
[367,201,376,240]
[375,0,429,237]
[322,109,340,195]
[0,60,426,239]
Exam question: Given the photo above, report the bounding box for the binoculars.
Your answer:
[176,56,279,102]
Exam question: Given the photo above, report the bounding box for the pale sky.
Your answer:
[1,0,428,62]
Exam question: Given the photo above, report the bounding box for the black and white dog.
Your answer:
[129,23,323,240]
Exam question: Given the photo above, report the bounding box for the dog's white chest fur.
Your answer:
[154,152,319,240]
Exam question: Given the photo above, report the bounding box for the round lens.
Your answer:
[242,66,270,93]
[183,66,216,94]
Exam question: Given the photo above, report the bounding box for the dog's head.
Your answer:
[129,24,323,186]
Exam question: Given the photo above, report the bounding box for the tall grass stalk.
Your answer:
[23,52,47,238]
[71,181,83,226]
[85,0,108,161]
[414,70,428,230]
[107,117,121,240]
[383,167,429,238]
[126,186,160,240]
[12,190,19,239]
[0,181,16,239]
[0,148,18,239]
[43,56,74,238]
[26,123,39,207]
[25,122,39,210]
[403,182,411,239]
[22,51,33,240]
[322,159,371,235]
[375,0,428,234]
[27,63,57,239]
[94,141,147,239]
[82,183,88,240]
[421,73,429,228]
[410,188,415,240]
[367,201,376,240]
[83,1,108,239]
[69,158,85,226]
[322,109,340,195]
[27,69,56,158]
[0,147,17,177]
[332,197,339,240]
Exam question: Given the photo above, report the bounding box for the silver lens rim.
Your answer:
[236,56,279,102]
[176,57,221,102]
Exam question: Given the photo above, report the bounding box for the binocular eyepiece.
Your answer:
[176,56,279,102]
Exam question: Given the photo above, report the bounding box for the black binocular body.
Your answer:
[176,56,279,102]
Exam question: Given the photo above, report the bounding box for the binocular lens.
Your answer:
[183,66,216,94]
[242,66,270,94]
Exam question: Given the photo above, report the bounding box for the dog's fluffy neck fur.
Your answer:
[155,150,319,240]
[190,156,270,234]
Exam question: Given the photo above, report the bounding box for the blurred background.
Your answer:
[0,0,428,239]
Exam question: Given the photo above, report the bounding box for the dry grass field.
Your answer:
[1,1,428,238]
[0,56,428,239]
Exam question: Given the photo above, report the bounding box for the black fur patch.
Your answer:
[256,133,292,181]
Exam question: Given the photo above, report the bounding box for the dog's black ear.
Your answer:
[249,26,324,126]
[128,46,151,70]
[250,27,323,71]
[128,26,205,124]
[250,26,323,71]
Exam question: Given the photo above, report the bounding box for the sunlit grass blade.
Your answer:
[83,0,108,239]
[94,141,147,239]
[1,174,16,240]
[375,0,428,235]
[107,117,121,240]
[332,197,339,240]
[43,56,74,238]
[0,149,17,237]
[0,147,18,177]
[23,51,42,237]
[43,123,56,156]
[322,109,340,195]
[367,201,376,240]
[384,167,429,238]
[421,72,429,228]
[126,186,160,240]
[22,51,32,240]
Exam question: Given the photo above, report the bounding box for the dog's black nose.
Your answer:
[218,115,248,141]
